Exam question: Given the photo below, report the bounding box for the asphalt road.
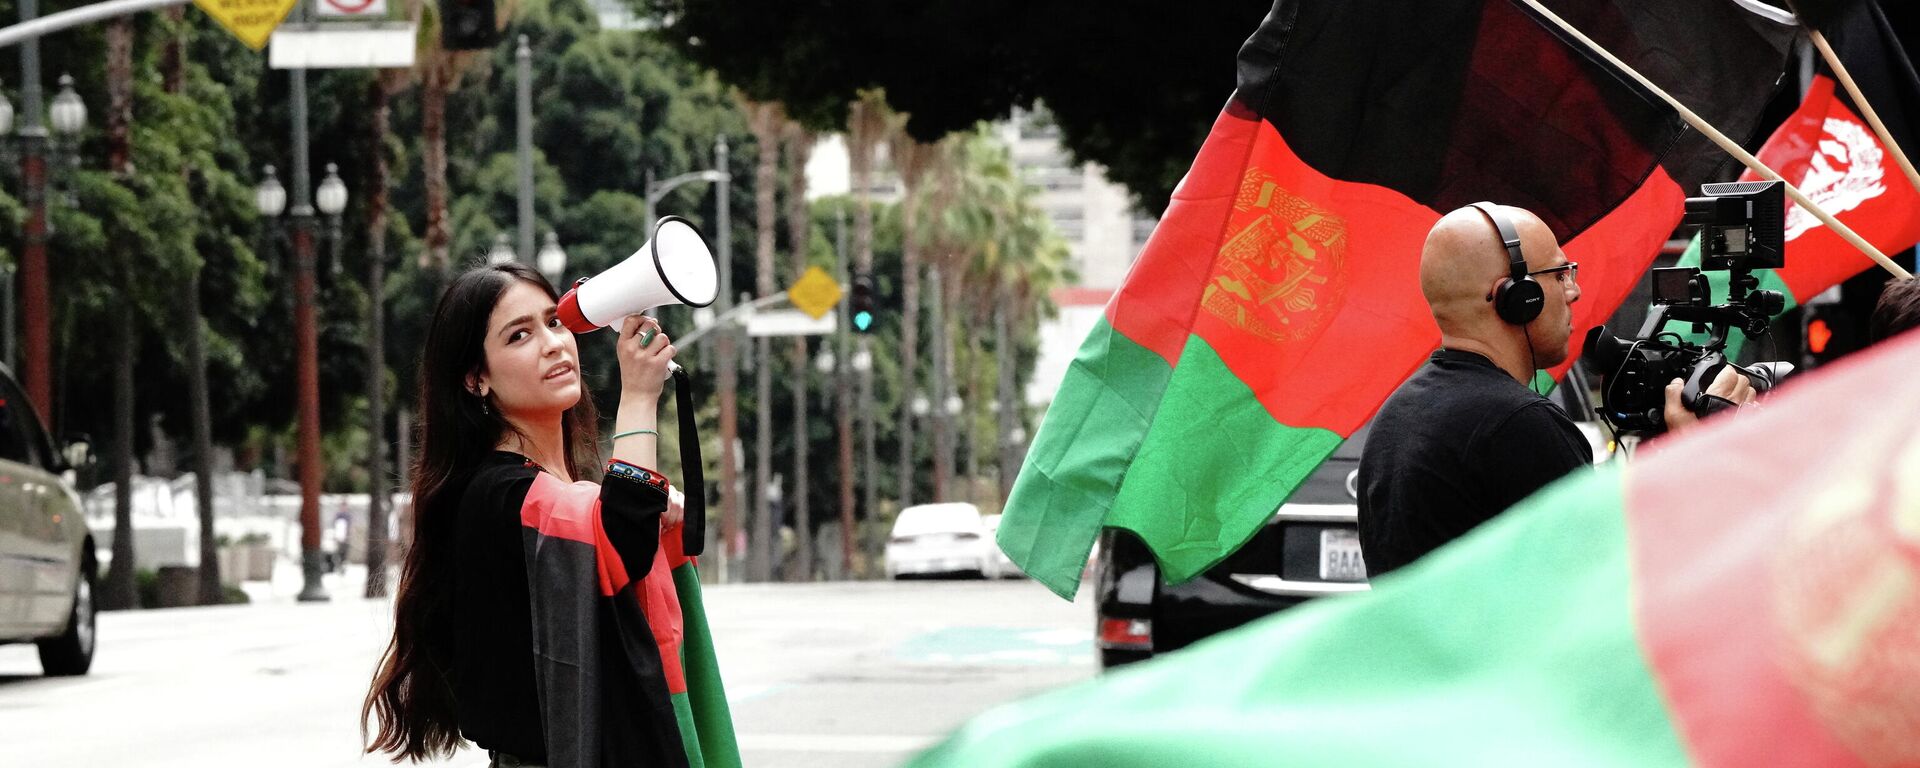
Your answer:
[0,575,1094,767]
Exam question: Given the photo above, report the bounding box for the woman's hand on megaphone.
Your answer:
[616,315,676,401]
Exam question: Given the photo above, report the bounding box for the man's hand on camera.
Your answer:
[1662,366,1757,435]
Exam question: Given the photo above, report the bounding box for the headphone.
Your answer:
[1470,201,1543,326]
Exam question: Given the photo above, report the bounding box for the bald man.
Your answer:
[1357,204,1758,576]
[1355,204,1591,578]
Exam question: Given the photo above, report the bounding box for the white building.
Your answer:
[996,109,1155,407]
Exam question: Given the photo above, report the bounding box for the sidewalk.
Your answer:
[238,559,382,605]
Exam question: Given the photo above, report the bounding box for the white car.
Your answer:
[980,514,1023,579]
[0,365,96,676]
[885,503,998,579]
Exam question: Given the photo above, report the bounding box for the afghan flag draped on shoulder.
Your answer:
[915,318,1920,768]
[520,471,742,768]
[998,0,1797,599]
[1677,0,1920,361]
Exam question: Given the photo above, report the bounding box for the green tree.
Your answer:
[652,0,1271,213]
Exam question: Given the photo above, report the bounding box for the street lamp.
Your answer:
[0,81,13,138]
[256,158,329,603]
[487,233,515,265]
[642,164,731,229]
[814,349,835,375]
[255,165,287,218]
[945,395,963,417]
[315,163,348,276]
[912,395,930,417]
[315,162,347,217]
[536,231,567,286]
[48,73,84,137]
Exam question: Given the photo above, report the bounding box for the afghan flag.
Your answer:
[1675,0,1920,361]
[998,0,1796,598]
[916,324,1920,768]
[520,471,741,768]
[654,516,743,768]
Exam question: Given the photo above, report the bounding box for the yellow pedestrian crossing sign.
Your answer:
[787,266,843,321]
[195,0,299,50]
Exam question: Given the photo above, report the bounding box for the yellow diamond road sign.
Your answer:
[787,266,843,321]
[196,0,299,51]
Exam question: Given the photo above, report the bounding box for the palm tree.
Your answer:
[980,205,1073,502]
[405,0,502,271]
[887,130,939,507]
[783,118,814,581]
[158,11,225,605]
[101,17,140,610]
[364,68,411,598]
[915,129,1017,501]
[745,99,783,582]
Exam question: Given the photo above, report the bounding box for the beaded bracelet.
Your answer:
[605,459,669,492]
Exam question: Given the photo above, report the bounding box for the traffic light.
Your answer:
[850,273,876,333]
[1807,315,1833,356]
[1802,297,1865,369]
[440,0,500,51]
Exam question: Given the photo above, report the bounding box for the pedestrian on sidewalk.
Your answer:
[362,262,694,767]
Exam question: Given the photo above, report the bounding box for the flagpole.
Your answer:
[1805,28,1920,199]
[1517,0,1913,281]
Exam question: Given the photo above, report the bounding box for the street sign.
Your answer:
[194,0,299,50]
[315,0,385,16]
[787,265,842,321]
[747,309,838,337]
[269,24,416,68]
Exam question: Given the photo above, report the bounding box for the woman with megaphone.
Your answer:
[362,259,700,767]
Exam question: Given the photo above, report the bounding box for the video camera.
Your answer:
[1583,180,1795,435]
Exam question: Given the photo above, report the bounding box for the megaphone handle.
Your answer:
[672,366,706,557]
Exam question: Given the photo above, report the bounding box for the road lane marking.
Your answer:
[896,626,1094,666]
[738,733,939,753]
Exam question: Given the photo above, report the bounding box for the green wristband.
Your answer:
[612,429,658,441]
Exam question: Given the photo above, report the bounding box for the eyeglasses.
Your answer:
[1528,261,1579,284]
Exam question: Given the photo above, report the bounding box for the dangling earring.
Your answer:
[476,387,491,416]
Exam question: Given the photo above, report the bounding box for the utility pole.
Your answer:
[929,267,949,501]
[835,208,856,577]
[713,135,739,582]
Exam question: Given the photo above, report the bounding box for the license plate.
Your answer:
[1319,529,1367,582]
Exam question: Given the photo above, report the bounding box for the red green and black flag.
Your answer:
[917,324,1920,768]
[997,0,1797,598]
[517,466,741,768]
[1678,0,1920,361]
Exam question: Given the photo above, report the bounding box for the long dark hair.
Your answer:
[363,262,601,761]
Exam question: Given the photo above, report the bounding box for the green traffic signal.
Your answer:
[850,273,876,334]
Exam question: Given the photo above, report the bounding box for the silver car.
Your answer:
[0,366,95,676]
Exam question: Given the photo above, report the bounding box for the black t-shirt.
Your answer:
[1357,349,1592,577]
[449,450,668,762]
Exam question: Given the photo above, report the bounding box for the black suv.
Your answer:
[1094,365,1603,668]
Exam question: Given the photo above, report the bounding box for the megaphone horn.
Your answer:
[556,215,719,334]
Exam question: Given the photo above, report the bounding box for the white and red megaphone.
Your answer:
[556,216,718,333]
